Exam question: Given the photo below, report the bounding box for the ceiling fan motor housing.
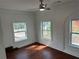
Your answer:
[39,3,46,9]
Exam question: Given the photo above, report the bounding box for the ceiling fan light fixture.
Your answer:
[40,8,45,11]
[39,4,45,11]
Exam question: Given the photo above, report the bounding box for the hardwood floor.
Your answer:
[6,43,79,59]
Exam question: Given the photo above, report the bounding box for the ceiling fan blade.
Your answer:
[45,4,51,10]
[39,0,43,2]
[45,4,47,7]
[39,0,43,4]
[46,7,51,10]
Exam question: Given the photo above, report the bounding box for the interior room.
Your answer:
[0,0,79,59]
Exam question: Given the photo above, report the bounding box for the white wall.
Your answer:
[36,1,79,58]
[0,40,6,59]
[0,9,36,48]
[0,16,6,59]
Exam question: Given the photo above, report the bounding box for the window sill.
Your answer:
[15,39,27,42]
[71,44,79,49]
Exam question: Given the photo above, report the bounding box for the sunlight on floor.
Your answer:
[26,45,38,49]
[26,45,47,51]
[33,46,47,50]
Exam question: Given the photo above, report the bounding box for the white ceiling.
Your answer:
[0,0,73,11]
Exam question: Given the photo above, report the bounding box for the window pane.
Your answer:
[13,23,26,32]
[41,21,52,39]
[14,32,27,42]
[42,31,51,39]
[71,20,79,46]
[72,34,79,45]
[42,21,51,31]
[72,20,79,33]
[13,23,27,42]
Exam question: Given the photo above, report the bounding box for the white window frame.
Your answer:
[70,19,79,48]
[13,22,28,42]
[41,20,52,40]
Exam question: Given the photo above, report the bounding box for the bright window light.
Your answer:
[71,20,79,46]
[40,8,45,11]
[13,22,27,42]
[41,21,52,40]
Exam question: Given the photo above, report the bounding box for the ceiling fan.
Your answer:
[39,0,51,11]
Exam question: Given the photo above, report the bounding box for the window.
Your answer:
[13,22,27,42]
[71,19,79,47]
[41,21,52,40]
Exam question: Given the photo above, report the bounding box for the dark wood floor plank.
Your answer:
[6,43,79,59]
